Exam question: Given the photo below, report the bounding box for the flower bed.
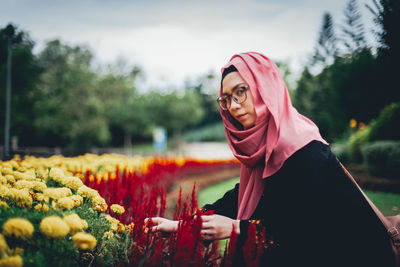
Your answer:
[0,153,272,266]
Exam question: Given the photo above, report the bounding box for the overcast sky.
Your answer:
[0,0,376,90]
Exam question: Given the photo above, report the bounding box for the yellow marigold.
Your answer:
[34,203,49,213]
[39,216,70,238]
[103,231,114,239]
[49,168,65,183]
[0,176,6,184]
[1,168,13,176]
[17,197,33,208]
[350,119,357,128]
[16,166,26,172]
[104,215,120,232]
[4,175,15,184]
[69,195,83,207]
[0,255,23,267]
[0,233,9,254]
[8,161,18,169]
[1,163,12,170]
[126,222,135,232]
[63,213,88,233]
[92,196,107,212]
[7,247,24,256]
[57,197,74,210]
[62,176,84,191]
[2,218,34,240]
[110,204,125,214]
[14,180,36,190]
[0,200,8,210]
[8,188,31,202]
[77,185,99,200]
[0,185,10,199]
[43,187,72,200]
[32,193,49,203]
[72,232,97,250]
[13,171,34,181]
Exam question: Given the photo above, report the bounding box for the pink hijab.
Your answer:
[220,52,328,220]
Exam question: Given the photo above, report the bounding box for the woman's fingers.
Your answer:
[201,215,213,222]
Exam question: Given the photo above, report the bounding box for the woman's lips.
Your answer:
[236,113,247,119]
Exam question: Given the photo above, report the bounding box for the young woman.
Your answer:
[148,52,395,267]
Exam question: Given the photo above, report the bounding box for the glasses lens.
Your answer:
[233,86,247,104]
[217,98,228,110]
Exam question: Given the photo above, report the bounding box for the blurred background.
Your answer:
[0,0,399,180]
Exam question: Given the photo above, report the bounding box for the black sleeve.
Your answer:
[201,183,239,219]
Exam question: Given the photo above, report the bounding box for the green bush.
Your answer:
[348,126,372,163]
[331,141,350,164]
[362,141,400,180]
[369,102,400,142]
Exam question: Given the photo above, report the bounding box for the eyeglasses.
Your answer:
[217,85,249,110]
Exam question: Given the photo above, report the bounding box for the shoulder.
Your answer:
[286,140,333,168]
[275,140,337,186]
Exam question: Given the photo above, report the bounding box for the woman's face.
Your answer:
[222,71,257,129]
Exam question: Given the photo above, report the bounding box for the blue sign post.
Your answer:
[153,127,167,152]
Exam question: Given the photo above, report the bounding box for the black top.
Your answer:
[203,140,395,267]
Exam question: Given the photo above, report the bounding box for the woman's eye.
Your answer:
[236,89,244,95]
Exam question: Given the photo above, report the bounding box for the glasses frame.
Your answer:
[217,85,249,110]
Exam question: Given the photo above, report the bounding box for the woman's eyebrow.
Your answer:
[223,83,246,96]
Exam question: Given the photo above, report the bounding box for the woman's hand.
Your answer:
[144,217,179,233]
[201,214,240,240]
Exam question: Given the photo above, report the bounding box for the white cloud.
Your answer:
[1,0,377,89]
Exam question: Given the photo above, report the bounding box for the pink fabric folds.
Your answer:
[220,52,328,220]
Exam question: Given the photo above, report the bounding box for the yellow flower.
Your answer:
[72,232,97,250]
[1,163,12,170]
[43,187,72,200]
[32,193,49,203]
[0,176,6,184]
[0,200,8,210]
[63,214,88,234]
[103,231,114,239]
[13,171,34,181]
[110,204,125,215]
[34,203,49,213]
[14,180,46,192]
[0,255,23,267]
[62,176,83,191]
[91,196,107,212]
[0,234,9,254]
[57,197,74,210]
[7,247,24,256]
[2,218,34,240]
[39,216,70,238]
[4,175,15,184]
[350,119,357,128]
[49,168,65,183]
[8,188,31,202]
[69,195,83,207]
[1,168,13,176]
[77,185,99,200]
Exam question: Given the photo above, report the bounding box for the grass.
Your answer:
[365,190,400,216]
[198,178,400,217]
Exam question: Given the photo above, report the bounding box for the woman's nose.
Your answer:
[230,97,241,109]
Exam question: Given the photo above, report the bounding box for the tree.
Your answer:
[366,0,400,103]
[311,12,338,68]
[340,0,367,56]
[0,23,43,147]
[34,40,110,148]
[145,90,205,145]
